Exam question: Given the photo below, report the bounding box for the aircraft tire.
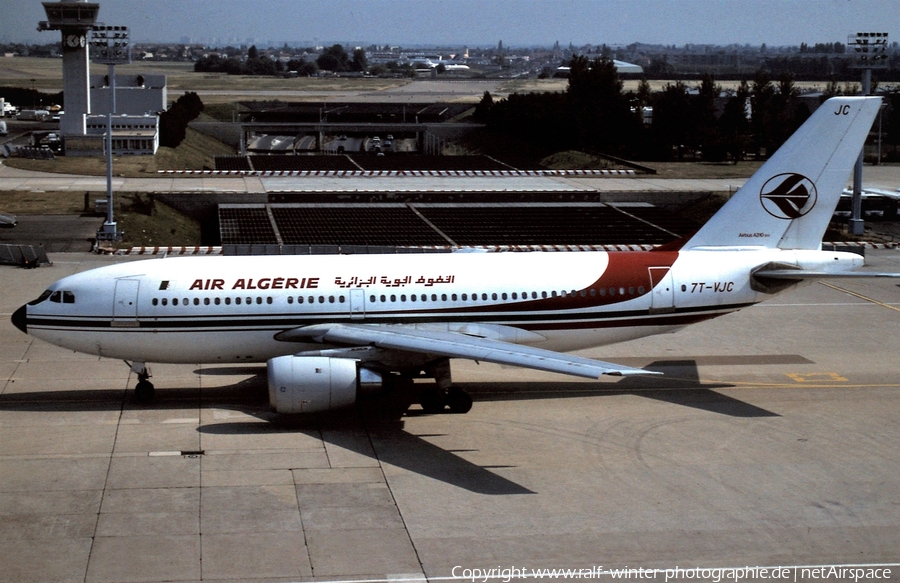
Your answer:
[420,388,446,413]
[135,380,155,402]
[447,387,473,414]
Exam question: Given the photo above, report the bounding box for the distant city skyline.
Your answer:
[1,0,897,48]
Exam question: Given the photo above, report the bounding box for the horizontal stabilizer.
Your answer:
[753,269,900,280]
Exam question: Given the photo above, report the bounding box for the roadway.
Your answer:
[5,160,900,197]
[1,250,899,582]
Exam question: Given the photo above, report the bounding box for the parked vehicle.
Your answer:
[0,211,17,228]
[18,109,50,122]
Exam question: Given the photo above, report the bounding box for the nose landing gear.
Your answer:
[127,361,154,402]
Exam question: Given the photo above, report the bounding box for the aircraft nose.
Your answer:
[11,305,27,334]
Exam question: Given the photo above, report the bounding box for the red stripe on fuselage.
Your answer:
[390,250,680,315]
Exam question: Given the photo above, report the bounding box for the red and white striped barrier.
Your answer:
[157,169,636,177]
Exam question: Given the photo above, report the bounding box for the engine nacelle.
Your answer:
[267,356,382,414]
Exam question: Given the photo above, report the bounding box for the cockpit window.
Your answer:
[30,290,76,305]
[28,290,53,306]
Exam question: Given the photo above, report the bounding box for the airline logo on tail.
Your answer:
[759,173,817,220]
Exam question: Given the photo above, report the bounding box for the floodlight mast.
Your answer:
[847,32,888,235]
[91,25,131,242]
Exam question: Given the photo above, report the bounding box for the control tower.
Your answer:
[38,0,100,136]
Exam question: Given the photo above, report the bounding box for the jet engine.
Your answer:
[267,355,382,413]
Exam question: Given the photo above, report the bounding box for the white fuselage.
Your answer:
[19,248,862,365]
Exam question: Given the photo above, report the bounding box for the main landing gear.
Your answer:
[420,359,473,414]
[128,361,154,402]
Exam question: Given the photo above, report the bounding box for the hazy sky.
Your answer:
[2,0,897,47]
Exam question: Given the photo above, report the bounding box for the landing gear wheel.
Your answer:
[420,388,447,413]
[135,379,155,402]
[447,387,473,414]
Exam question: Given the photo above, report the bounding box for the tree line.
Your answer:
[477,56,900,164]
[194,44,377,77]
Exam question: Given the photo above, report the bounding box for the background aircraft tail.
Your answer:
[683,96,881,250]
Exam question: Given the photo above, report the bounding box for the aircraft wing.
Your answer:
[276,323,660,380]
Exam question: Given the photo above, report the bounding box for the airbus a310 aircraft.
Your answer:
[11,97,894,415]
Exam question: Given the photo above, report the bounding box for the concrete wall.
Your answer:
[90,74,166,116]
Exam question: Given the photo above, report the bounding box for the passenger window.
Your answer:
[235,297,242,305]
[215,297,221,305]
[173,298,179,306]
[256,297,262,304]
[162,298,168,306]
[370,295,376,303]
[193,298,200,305]
[152,298,158,306]
[225,297,231,305]
[204,298,210,305]
[266,297,273,304]
[288,296,294,304]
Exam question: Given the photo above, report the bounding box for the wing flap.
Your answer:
[276,323,660,380]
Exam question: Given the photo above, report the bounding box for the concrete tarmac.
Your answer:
[1,251,899,582]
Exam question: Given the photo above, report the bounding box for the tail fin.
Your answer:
[684,96,881,250]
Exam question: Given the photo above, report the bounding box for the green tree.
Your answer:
[566,55,635,153]
[473,91,494,123]
[317,44,350,72]
[694,74,724,161]
[351,48,368,72]
[159,92,204,148]
[649,81,692,159]
[750,69,775,158]
[719,80,751,163]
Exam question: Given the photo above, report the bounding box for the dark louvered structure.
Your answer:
[217,202,700,248]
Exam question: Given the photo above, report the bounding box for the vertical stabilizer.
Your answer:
[684,96,881,250]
